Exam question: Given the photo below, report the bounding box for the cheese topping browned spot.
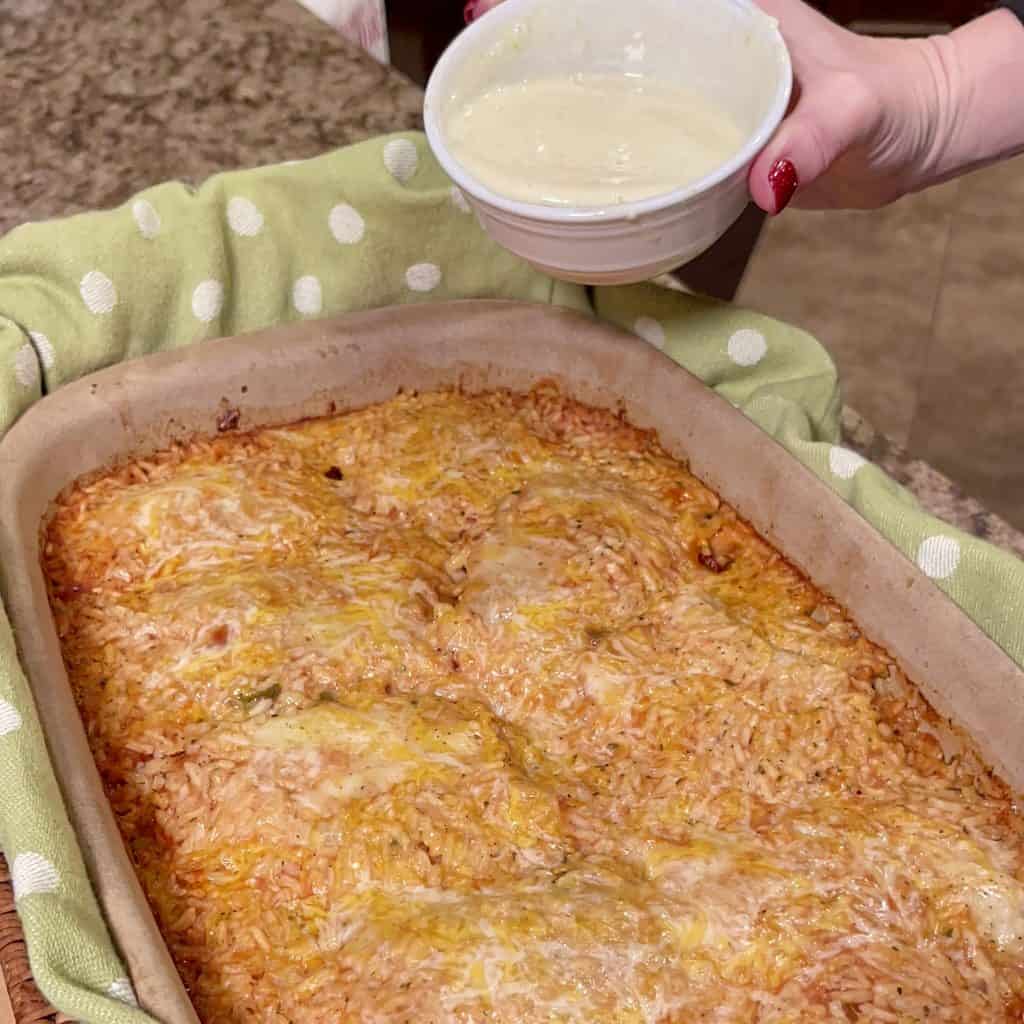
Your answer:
[44,386,1024,1023]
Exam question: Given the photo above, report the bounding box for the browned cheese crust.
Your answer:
[43,385,1024,1023]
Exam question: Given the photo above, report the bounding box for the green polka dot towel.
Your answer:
[0,132,1022,1024]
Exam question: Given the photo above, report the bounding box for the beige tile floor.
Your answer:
[737,156,1024,531]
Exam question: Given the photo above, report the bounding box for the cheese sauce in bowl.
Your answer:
[424,0,791,285]
[447,73,745,208]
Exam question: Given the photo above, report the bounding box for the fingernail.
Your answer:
[465,0,502,22]
[768,158,798,214]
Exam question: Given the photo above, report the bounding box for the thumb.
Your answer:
[748,79,870,213]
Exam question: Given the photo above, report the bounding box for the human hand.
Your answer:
[749,1,1024,213]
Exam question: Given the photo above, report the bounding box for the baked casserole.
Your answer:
[43,385,1024,1022]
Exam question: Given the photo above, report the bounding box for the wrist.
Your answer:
[915,10,1024,187]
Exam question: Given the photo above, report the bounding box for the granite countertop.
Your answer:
[2,0,1023,568]
[0,0,422,233]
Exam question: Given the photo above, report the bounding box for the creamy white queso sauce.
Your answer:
[446,73,744,207]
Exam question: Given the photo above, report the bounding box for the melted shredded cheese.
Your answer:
[44,386,1024,1023]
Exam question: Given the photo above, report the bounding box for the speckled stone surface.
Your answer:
[0,0,423,234]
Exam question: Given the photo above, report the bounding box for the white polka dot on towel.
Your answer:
[828,446,866,481]
[405,262,441,293]
[634,316,665,350]
[328,204,366,245]
[450,186,471,214]
[131,199,161,239]
[80,271,117,315]
[191,279,224,323]
[13,345,38,390]
[0,699,22,738]
[227,196,264,237]
[917,535,961,580]
[11,853,60,900]
[292,275,323,316]
[383,138,418,184]
[727,327,767,367]
[108,978,138,1006]
[29,330,55,370]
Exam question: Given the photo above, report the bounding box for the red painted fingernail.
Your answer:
[465,0,502,23]
[768,158,798,213]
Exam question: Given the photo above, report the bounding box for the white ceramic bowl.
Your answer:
[424,0,792,286]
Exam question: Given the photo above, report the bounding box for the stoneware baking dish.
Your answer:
[0,301,1022,1024]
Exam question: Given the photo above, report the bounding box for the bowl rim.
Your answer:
[423,0,793,224]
